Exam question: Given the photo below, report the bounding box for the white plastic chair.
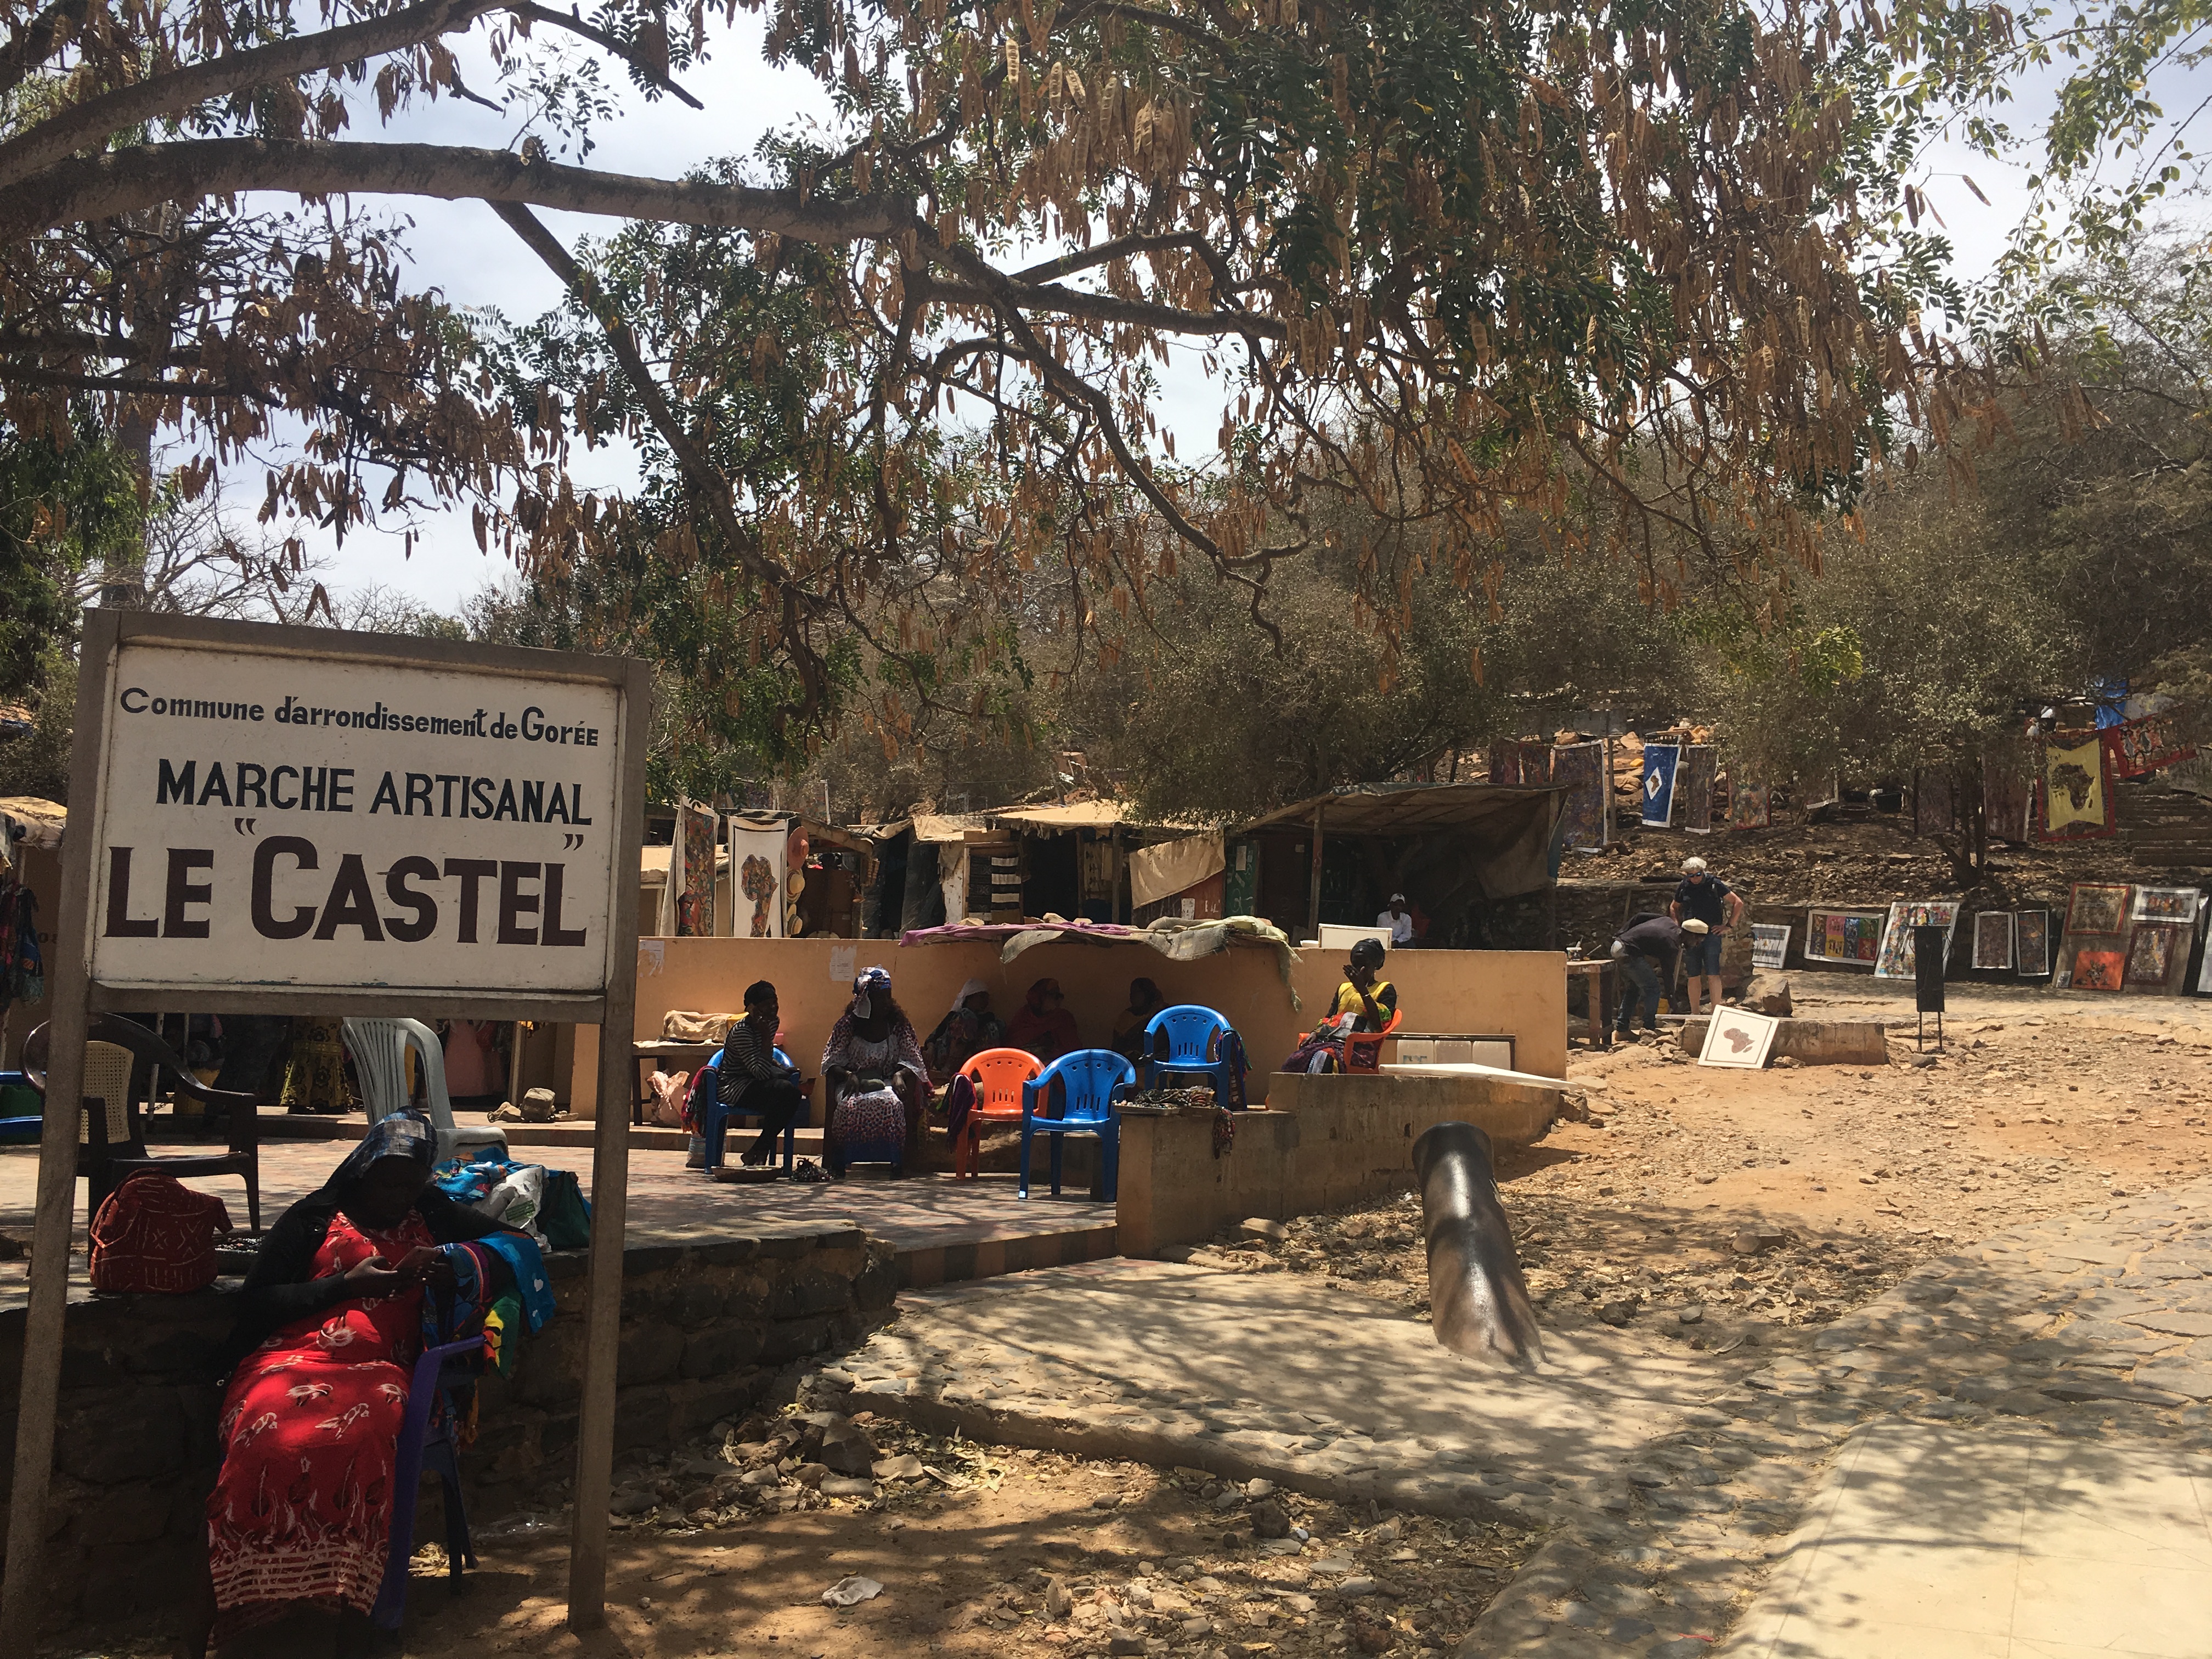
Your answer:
[342,1017,510,1163]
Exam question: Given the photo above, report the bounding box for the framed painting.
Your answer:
[1805,907,1884,965]
[2014,910,2052,977]
[2131,885,2202,923]
[2073,947,2126,992]
[2125,924,2183,988]
[1551,740,1609,849]
[1971,911,2013,970]
[1751,923,1791,969]
[1641,743,1680,828]
[1730,780,1771,830]
[2066,883,2131,936]
[1874,899,1960,981]
[1677,746,1718,834]
[1699,1005,1780,1069]
[2104,713,2196,780]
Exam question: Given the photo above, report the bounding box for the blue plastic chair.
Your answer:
[696,1048,807,1173]
[1019,1049,1133,1201]
[371,1335,484,1629]
[1141,1005,1239,1105]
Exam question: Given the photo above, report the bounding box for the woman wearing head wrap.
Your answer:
[193,1115,527,1651]
[820,967,928,1173]
[1110,977,1166,1064]
[922,977,1005,1084]
[1006,976,1078,1063]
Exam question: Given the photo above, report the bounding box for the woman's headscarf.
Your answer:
[322,1110,436,1197]
[851,965,893,1020]
[951,976,991,1014]
[1025,977,1063,1011]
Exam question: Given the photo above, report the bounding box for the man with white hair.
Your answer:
[1669,856,1744,1015]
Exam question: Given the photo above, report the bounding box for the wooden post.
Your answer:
[565,659,651,1632]
[0,612,110,1654]
[1306,805,1325,939]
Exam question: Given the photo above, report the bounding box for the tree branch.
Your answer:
[0,0,88,103]
[927,277,1285,341]
[1013,230,1215,284]
[0,0,498,190]
[508,2,705,110]
[1,139,914,244]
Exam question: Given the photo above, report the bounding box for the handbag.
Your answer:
[88,1170,233,1293]
[538,1168,592,1250]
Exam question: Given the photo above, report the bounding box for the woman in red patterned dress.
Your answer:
[190,1115,512,1655]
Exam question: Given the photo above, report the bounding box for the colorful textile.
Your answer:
[433,1150,518,1206]
[1489,738,1527,787]
[1676,747,1717,833]
[1551,740,1609,849]
[2036,733,2115,841]
[2103,713,2195,780]
[281,1018,354,1114]
[830,1086,906,1165]
[207,1208,430,1637]
[1641,743,1680,828]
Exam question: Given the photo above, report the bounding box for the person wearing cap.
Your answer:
[1006,976,1079,1063]
[1608,914,1684,1041]
[923,977,1005,1083]
[1376,893,1416,946]
[1669,856,1743,1015]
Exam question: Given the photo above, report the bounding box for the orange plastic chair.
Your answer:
[1342,1009,1403,1073]
[953,1047,1043,1178]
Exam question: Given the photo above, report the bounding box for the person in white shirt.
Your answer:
[1377,893,1415,946]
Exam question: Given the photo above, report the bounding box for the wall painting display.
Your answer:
[2066,883,2131,936]
[1874,899,1961,981]
[1729,779,1771,830]
[1804,908,1884,965]
[1971,911,2014,970]
[2036,732,2117,841]
[1699,1005,1780,1069]
[1677,746,1718,834]
[1550,740,1610,849]
[2104,713,2196,780]
[1489,737,1528,787]
[2131,886,2202,923]
[2125,924,2184,987]
[1751,923,1791,969]
[2014,910,2052,978]
[1641,743,1681,828]
[1983,740,2035,845]
[2073,947,2126,992]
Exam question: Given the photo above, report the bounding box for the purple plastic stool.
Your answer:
[370,1336,483,1630]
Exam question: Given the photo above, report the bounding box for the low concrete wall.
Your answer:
[1677,1017,1889,1065]
[1116,1071,1561,1257]
[0,1228,891,1633]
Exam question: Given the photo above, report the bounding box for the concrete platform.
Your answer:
[1679,1016,1891,1065]
[0,1140,1115,1313]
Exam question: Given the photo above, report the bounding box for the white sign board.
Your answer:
[87,636,628,1002]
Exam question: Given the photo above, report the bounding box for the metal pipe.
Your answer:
[1411,1122,1545,1369]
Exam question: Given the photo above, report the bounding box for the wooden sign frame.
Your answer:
[0,611,652,1646]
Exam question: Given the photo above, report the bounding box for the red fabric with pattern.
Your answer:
[206,1209,430,1636]
[88,1170,233,1293]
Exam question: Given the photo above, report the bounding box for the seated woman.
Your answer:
[714,979,809,1167]
[1109,977,1166,1064]
[923,977,1005,1083]
[193,1115,528,1656]
[820,967,928,1174]
[1282,938,1400,1073]
[1005,976,1078,1063]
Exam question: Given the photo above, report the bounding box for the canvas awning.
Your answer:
[909,812,996,843]
[0,795,66,854]
[900,914,1303,1005]
[1128,832,1226,907]
[1240,782,1566,900]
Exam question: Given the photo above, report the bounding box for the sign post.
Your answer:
[0,611,649,1647]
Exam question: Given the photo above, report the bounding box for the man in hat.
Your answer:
[1669,856,1743,1015]
[1376,893,1416,946]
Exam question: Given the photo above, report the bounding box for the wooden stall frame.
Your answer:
[0,611,650,1649]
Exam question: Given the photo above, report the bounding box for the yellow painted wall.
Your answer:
[571,937,1567,1115]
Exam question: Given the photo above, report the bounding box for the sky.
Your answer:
[266,20,2053,619]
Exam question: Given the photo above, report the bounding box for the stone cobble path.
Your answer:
[816,1178,2212,1657]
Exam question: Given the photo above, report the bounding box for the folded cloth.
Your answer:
[433,1149,518,1205]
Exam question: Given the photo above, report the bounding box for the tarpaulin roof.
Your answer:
[857,800,1200,843]
[899,914,1304,1006]
[1239,782,1566,899]
[0,797,65,855]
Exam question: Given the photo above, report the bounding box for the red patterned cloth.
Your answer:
[89,1170,232,1293]
[206,1209,430,1637]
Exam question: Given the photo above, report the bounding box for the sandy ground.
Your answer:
[44,990,2212,1659]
